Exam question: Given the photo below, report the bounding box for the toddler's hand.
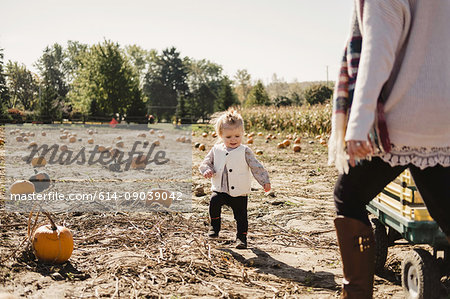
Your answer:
[203,169,214,179]
[263,183,271,192]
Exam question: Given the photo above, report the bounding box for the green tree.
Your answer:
[38,84,60,123]
[191,83,216,121]
[246,80,270,106]
[290,92,302,105]
[175,95,189,123]
[216,78,238,111]
[125,45,154,87]
[273,96,292,107]
[63,40,88,84]
[35,43,69,121]
[143,47,188,121]
[185,59,223,121]
[234,69,252,104]
[126,90,147,123]
[303,83,333,105]
[69,40,140,120]
[5,61,38,110]
[0,48,9,121]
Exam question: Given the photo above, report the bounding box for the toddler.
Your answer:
[199,109,271,249]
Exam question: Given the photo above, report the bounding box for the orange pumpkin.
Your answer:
[131,156,147,169]
[293,144,301,152]
[10,180,35,194]
[32,212,73,264]
[282,139,291,147]
[29,172,51,192]
[31,156,47,167]
[32,223,73,264]
[146,189,173,208]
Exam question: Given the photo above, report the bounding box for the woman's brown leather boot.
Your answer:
[334,216,375,299]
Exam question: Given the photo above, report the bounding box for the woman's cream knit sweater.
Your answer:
[344,0,450,168]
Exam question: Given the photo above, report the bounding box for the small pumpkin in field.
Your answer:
[282,139,291,147]
[131,156,147,170]
[202,132,208,138]
[32,212,73,264]
[87,138,94,144]
[31,156,47,167]
[194,142,201,148]
[29,172,51,192]
[293,144,301,152]
[69,136,76,143]
[256,150,263,155]
[277,142,285,149]
[247,137,254,144]
[10,180,35,194]
[146,189,173,208]
[97,145,107,152]
[199,144,206,151]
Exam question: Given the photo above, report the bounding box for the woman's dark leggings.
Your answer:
[334,157,450,236]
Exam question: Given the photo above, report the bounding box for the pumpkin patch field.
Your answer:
[0,124,446,298]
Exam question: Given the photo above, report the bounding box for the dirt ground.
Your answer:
[0,125,449,298]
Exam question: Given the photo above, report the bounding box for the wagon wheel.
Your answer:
[401,248,440,299]
[372,218,388,275]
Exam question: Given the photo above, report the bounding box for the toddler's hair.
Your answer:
[215,108,244,136]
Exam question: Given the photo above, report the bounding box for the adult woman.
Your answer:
[328,0,450,297]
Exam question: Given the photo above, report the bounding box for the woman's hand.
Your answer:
[346,140,373,167]
[203,169,214,179]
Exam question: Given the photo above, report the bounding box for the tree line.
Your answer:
[0,41,333,124]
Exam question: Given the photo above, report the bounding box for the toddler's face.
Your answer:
[221,127,243,149]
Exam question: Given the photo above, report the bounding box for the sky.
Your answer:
[0,0,353,84]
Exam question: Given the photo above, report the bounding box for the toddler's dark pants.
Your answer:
[209,192,248,241]
[334,157,450,236]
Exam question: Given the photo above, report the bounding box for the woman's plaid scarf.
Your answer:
[328,0,391,174]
